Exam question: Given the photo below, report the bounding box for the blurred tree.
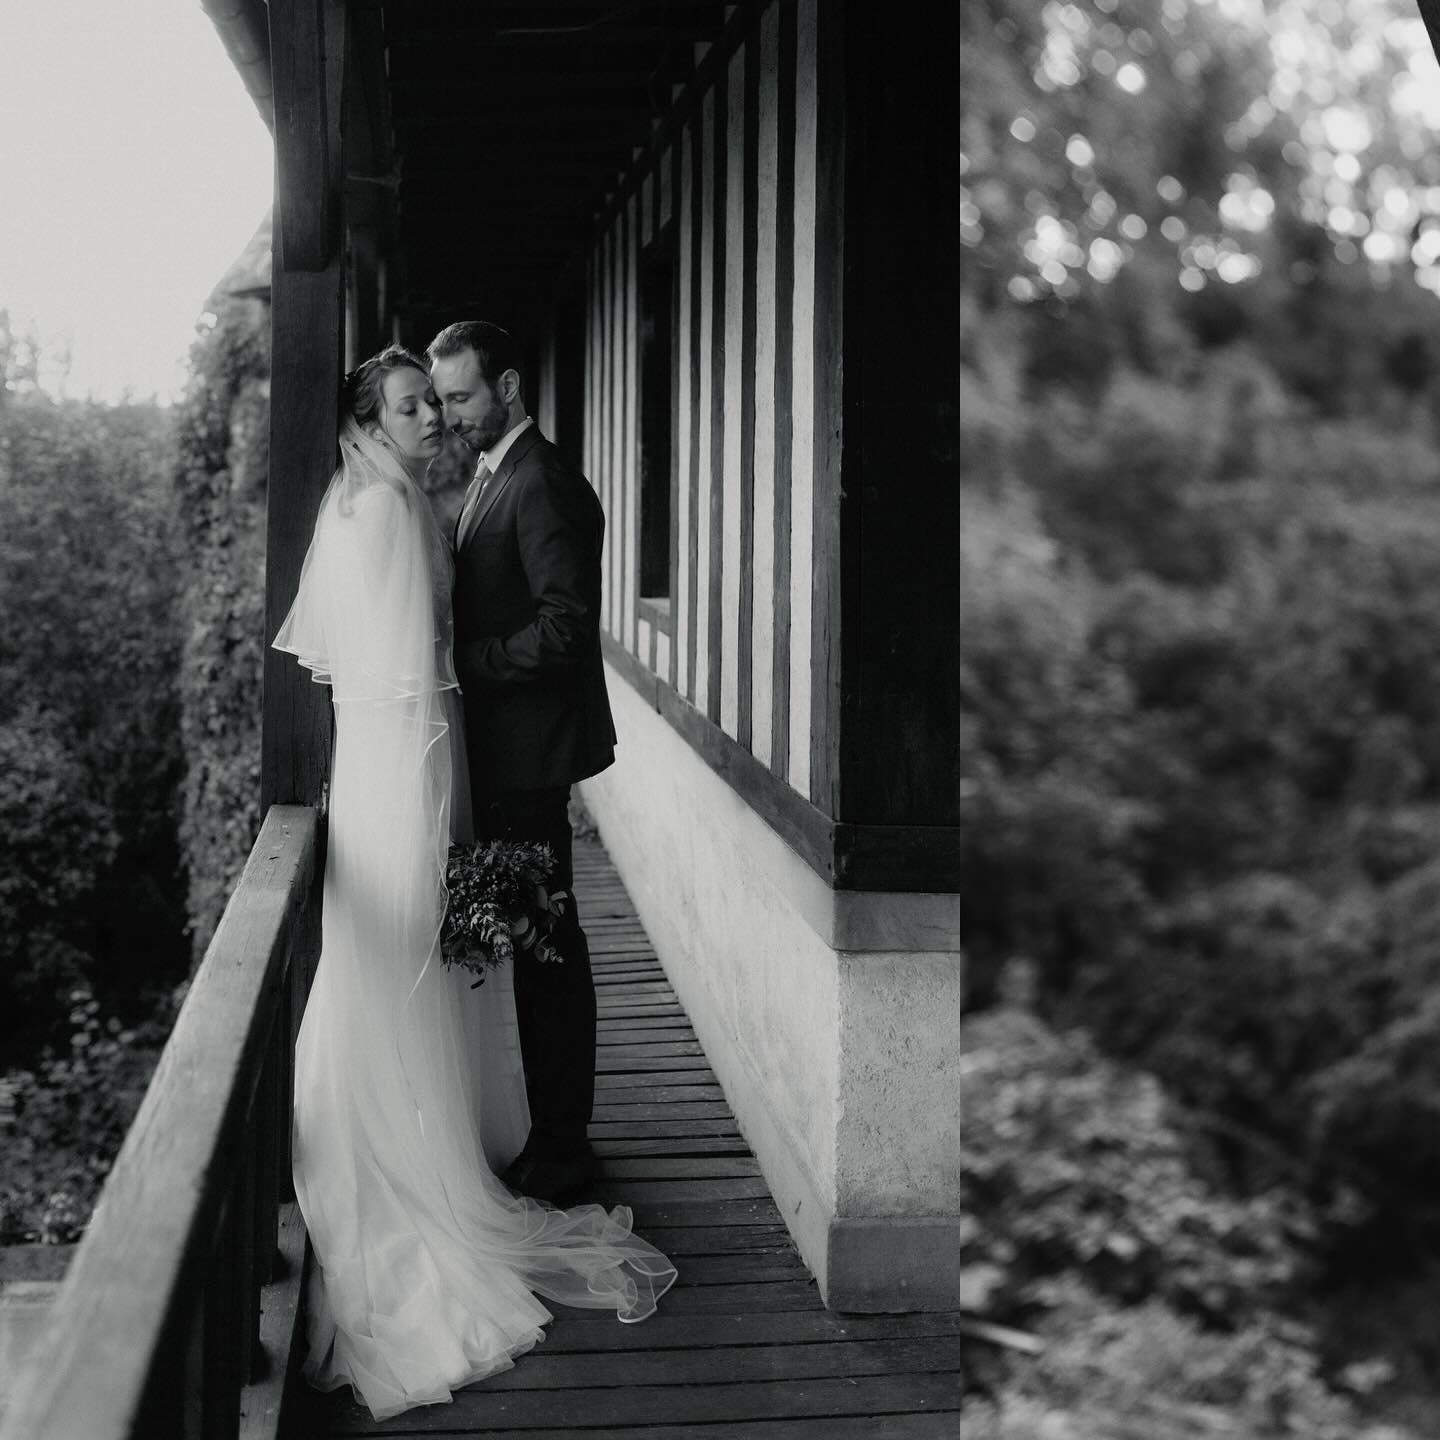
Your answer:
[962,0,1440,410]
[0,390,187,1050]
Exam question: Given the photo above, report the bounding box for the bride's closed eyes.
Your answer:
[376,366,444,470]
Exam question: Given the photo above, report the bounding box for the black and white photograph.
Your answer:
[0,2,961,1437]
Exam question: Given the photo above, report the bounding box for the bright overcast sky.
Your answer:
[0,0,274,403]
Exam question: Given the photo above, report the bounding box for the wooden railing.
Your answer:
[0,806,321,1440]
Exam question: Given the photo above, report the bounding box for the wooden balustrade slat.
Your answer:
[253,1038,283,1308]
[203,1191,246,1440]
[183,1293,205,1439]
[237,1202,308,1440]
[0,806,319,1440]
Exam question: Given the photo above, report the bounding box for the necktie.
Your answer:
[455,459,494,549]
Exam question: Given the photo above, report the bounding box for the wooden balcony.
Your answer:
[0,809,961,1439]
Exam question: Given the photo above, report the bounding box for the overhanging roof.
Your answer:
[204,1,732,333]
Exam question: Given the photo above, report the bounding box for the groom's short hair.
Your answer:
[426,321,522,389]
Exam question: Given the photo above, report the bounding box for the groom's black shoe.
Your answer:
[502,1143,597,1205]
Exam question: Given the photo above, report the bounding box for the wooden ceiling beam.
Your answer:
[405,253,575,267]
[390,70,663,96]
[342,3,399,246]
[399,231,583,255]
[400,173,610,204]
[394,109,654,142]
[386,0,728,22]
[392,92,664,121]
[406,156,630,182]
[387,26,721,53]
[401,136,642,165]
[386,64,678,96]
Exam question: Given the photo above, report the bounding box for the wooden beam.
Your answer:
[810,0,845,818]
[398,234,585,261]
[398,176,611,212]
[388,26,724,54]
[346,225,383,369]
[263,263,343,812]
[832,0,960,830]
[201,0,273,130]
[263,0,347,810]
[404,137,656,166]
[394,108,655,142]
[392,0,727,24]
[341,0,399,252]
[580,3,754,252]
[407,158,621,183]
[600,635,959,891]
[390,71,665,102]
[269,0,334,272]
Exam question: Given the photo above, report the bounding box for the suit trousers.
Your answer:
[471,783,597,1155]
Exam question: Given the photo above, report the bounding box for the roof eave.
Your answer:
[201,0,274,133]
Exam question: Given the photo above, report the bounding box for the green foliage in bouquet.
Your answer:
[441,839,566,986]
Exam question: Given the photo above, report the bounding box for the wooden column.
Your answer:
[347,225,383,369]
[826,0,960,886]
[262,0,347,810]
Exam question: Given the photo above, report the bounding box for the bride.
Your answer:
[272,345,676,1421]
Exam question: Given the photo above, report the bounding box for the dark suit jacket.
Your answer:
[452,424,616,792]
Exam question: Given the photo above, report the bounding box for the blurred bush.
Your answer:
[172,293,270,962]
[961,313,1440,1226]
[0,387,187,1053]
[958,1003,1388,1438]
[0,984,178,1244]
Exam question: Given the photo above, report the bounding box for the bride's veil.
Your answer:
[274,414,513,1157]
[271,419,675,1419]
[274,416,457,703]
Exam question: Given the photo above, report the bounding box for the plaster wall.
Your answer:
[581,667,961,1309]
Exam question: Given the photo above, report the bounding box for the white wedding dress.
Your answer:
[273,420,676,1421]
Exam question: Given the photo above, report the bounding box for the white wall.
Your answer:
[582,667,961,1310]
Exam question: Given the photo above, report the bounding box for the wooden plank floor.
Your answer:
[293,839,963,1438]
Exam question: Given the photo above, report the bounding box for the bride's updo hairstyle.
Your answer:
[344,343,429,429]
[331,344,432,514]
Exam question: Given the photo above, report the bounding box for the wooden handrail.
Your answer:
[0,805,321,1440]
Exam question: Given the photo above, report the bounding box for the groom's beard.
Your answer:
[456,398,510,453]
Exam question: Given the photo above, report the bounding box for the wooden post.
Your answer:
[828,0,960,861]
[348,225,383,366]
[262,0,347,810]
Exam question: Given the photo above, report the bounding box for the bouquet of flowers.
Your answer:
[441,838,568,986]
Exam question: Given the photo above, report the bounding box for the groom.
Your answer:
[429,320,614,1204]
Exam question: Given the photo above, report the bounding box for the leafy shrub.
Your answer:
[173,297,270,960]
[958,1005,1406,1438]
[0,390,187,1050]
[961,1279,1386,1440]
[1024,373,1238,588]
[0,707,116,1039]
[1074,876,1393,1161]
[1305,863,1440,1202]
[0,984,175,1244]
[961,1005,1313,1325]
[960,483,1154,1001]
